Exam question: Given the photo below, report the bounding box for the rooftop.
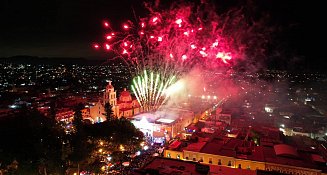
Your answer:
[169,128,327,172]
[209,165,256,175]
[134,157,210,175]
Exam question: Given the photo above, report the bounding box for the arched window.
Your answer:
[199,157,203,162]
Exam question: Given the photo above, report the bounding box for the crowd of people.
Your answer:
[107,143,164,174]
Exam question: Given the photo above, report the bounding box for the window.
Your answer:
[227,161,231,166]
[185,157,189,160]
[167,153,171,158]
[238,164,241,169]
[247,166,250,170]
[177,154,180,159]
[218,159,221,165]
[193,158,196,161]
[199,158,203,162]
[209,158,212,164]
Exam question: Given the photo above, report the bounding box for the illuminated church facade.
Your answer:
[86,81,141,123]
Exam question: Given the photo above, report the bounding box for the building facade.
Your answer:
[85,81,141,123]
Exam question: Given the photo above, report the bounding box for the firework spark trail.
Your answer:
[131,85,142,107]
[130,70,176,110]
[150,72,154,105]
[132,78,142,106]
[153,73,159,106]
[144,70,149,107]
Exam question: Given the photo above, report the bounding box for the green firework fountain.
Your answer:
[131,70,176,111]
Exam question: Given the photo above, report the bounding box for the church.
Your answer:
[84,81,142,123]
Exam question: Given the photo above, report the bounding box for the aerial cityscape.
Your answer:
[0,0,326,175]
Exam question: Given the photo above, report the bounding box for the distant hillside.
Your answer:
[0,55,110,65]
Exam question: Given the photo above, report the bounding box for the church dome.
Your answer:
[119,88,132,102]
[120,88,131,97]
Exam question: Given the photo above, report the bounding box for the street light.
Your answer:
[119,145,125,151]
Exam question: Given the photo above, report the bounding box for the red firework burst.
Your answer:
[93,1,249,76]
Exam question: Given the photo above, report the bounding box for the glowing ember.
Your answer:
[169,53,174,58]
[105,44,110,50]
[93,44,99,49]
[106,35,112,40]
[103,21,109,27]
[175,19,182,25]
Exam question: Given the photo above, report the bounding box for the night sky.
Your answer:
[0,0,325,71]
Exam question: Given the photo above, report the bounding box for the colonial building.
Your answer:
[85,81,141,123]
[117,88,141,117]
[102,81,120,117]
[163,131,327,175]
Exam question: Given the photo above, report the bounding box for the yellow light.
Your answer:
[73,173,77,175]
[100,141,103,146]
[140,142,145,147]
[98,148,103,153]
[101,166,106,171]
[119,145,125,151]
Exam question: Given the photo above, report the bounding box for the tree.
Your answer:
[72,103,84,133]
[0,109,65,174]
[70,103,87,174]
[104,102,114,122]
[110,117,144,147]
